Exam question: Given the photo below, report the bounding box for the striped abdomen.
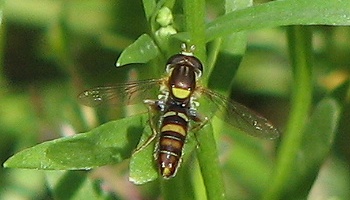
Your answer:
[158,106,189,178]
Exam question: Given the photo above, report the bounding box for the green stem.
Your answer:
[183,0,206,62]
[184,1,225,199]
[196,124,226,200]
[263,26,313,200]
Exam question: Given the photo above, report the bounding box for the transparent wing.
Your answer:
[196,86,279,139]
[78,79,163,107]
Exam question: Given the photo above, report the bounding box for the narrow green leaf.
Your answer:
[282,98,340,199]
[206,0,350,42]
[207,0,250,92]
[142,0,156,21]
[116,34,159,67]
[212,117,276,196]
[264,26,313,200]
[4,114,147,170]
[196,123,226,200]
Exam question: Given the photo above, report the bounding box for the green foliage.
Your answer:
[1,0,350,199]
[4,114,146,170]
[116,34,160,67]
[205,0,350,42]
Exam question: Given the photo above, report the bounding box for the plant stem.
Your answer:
[196,124,226,200]
[183,0,206,62]
[183,0,225,199]
[263,26,313,200]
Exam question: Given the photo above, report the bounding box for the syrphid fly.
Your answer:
[79,44,279,179]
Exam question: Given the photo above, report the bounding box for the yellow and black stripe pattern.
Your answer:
[157,51,203,178]
[158,105,189,178]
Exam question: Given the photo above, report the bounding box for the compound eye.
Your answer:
[166,54,186,65]
[166,54,186,73]
[190,56,203,79]
[165,53,204,79]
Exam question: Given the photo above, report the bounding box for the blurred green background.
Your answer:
[1,0,350,199]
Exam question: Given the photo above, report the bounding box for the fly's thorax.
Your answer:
[167,65,196,103]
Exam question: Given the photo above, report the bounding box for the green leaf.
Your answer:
[207,30,247,93]
[284,98,340,199]
[116,34,160,67]
[4,114,147,170]
[129,125,158,184]
[207,0,250,92]
[213,117,276,196]
[206,0,350,42]
[263,26,313,200]
[142,0,156,21]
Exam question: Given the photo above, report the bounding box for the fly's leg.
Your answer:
[133,99,162,154]
[189,108,209,131]
[188,109,209,147]
[188,97,210,132]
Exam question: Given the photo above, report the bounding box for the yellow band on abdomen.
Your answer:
[161,124,186,136]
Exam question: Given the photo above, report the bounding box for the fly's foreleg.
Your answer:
[189,108,209,132]
[133,99,161,154]
[188,109,209,147]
